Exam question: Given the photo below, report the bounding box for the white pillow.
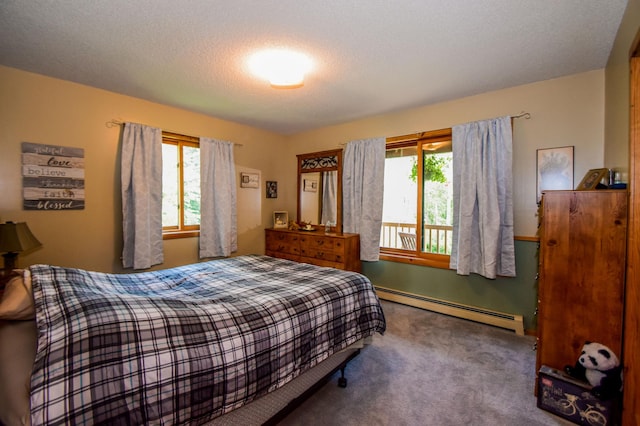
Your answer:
[0,270,35,320]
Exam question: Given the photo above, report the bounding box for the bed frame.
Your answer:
[210,345,362,425]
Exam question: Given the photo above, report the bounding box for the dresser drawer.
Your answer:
[299,235,345,254]
[267,231,300,244]
[265,232,301,256]
[300,257,345,270]
[299,247,344,263]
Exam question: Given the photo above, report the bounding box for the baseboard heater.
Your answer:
[374,286,525,336]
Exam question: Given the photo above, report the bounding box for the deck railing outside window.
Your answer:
[380,222,453,255]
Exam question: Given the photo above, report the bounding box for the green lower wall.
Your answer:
[361,240,539,332]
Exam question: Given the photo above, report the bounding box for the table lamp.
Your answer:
[0,221,42,275]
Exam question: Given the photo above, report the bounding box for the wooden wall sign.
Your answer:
[22,142,85,210]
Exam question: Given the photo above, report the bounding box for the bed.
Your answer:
[0,254,386,425]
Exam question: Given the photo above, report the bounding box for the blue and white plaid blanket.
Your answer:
[28,255,385,425]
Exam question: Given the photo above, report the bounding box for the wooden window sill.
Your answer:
[379,251,450,269]
[163,230,199,240]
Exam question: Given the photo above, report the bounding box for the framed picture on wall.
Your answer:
[273,211,288,228]
[240,172,259,188]
[266,181,277,198]
[536,146,574,203]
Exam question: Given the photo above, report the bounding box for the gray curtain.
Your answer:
[450,116,516,278]
[121,123,163,269]
[321,170,337,225]
[342,137,385,261]
[199,137,237,258]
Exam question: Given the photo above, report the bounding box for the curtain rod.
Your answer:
[512,111,531,119]
[338,111,531,146]
[105,119,243,147]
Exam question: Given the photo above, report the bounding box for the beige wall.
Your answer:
[0,65,609,273]
[605,0,640,176]
[0,65,289,272]
[287,70,606,237]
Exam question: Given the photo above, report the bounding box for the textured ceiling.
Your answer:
[0,1,628,134]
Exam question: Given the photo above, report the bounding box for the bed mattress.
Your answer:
[0,255,385,425]
[0,320,367,426]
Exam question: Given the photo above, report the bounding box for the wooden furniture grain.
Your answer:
[265,228,361,272]
[536,190,627,392]
[622,52,639,426]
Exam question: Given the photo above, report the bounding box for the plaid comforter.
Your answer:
[29,255,386,425]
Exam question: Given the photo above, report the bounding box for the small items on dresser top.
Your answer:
[288,220,318,231]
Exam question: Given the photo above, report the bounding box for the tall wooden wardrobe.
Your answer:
[536,190,627,383]
[623,52,639,426]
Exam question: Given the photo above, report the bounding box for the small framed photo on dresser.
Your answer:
[273,211,288,228]
[576,168,608,190]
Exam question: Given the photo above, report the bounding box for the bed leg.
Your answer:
[338,367,348,388]
[335,348,361,388]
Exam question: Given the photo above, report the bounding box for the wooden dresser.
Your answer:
[265,228,361,272]
[536,190,627,389]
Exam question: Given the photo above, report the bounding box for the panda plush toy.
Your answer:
[565,341,623,400]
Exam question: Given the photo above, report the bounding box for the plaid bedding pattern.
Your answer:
[29,255,385,425]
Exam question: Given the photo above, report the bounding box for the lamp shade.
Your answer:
[0,222,42,253]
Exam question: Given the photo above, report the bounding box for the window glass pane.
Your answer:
[381,147,417,249]
[162,144,179,228]
[182,145,201,226]
[421,150,453,254]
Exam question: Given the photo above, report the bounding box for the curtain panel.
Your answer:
[450,116,516,279]
[121,123,163,269]
[199,137,237,258]
[342,137,385,261]
[321,170,338,225]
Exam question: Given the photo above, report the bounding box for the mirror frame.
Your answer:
[296,149,343,233]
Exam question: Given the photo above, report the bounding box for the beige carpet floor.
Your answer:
[277,300,574,426]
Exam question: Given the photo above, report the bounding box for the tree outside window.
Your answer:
[380,129,453,268]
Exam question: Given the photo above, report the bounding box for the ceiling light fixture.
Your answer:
[248,49,312,89]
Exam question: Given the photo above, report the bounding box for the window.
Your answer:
[162,132,200,238]
[380,128,453,268]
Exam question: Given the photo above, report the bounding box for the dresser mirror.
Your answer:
[297,149,342,233]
